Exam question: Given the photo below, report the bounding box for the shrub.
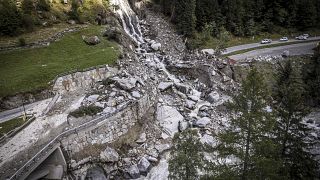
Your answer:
[0,0,22,36]
[69,105,103,118]
[18,38,26,46]
[37,0,50,11]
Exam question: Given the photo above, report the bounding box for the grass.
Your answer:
[0,117,25,137]
[0,25,119,97]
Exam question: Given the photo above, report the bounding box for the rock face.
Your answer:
[157,105,184,137]
[84,36,101,45]
[100,147,119,162]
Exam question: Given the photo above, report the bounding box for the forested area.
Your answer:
[155,0,320,37]
[169,44,320,179]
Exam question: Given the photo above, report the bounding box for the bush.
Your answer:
[37,0,50,11]
[18,38,26,46]
[0,0,22,36]
[69,105,103,118]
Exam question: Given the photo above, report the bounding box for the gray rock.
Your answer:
[155,144,171,153]
[201,49,215,55]
[200,134,217,147]
[132,91,141,98]
[137,157,151,174]
[85,167,107,180]
[112,77,137,90]
[125,164,140,179]
[185,100,195,109]
[100,147,119,162]
[68,20,76,24]
[175,83,189,94]
[207,91,220,103]
[136,132,147,143]
[151,42,162,51]
[87,94,99,103]
[158,82,173,91]
[157,105,184,137]
[84,36,101,45]
[195,117,211,128]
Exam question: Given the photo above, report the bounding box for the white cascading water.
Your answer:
[110,0,144,44]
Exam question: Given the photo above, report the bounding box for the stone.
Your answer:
[200,134,217,147]
[100,147,119,162]
[155,144,171,153]
[137,157,151,174]
[83,36,101,45]
[85,167,107,180]
[68,20,76,25]
[157,105,184,137]
[201,49,215,55]
[158,82,173,91]
[132,91,141,98]
[125,164,140,179]
[175,83,189,94]
[87,94,99,103]
[194,117,211,128]
[185,100,195,109]
[112,77,137,90]
[136,132,147,143]
[207,91,220,103]
[151,42,162,51]
[146,156,158,162]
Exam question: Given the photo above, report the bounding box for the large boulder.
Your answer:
[83,36,101,45]
[158,82,173,91]
[201,49,215,55]
[207,91,220,103]
[111,77,137,90]
[103,27,122,43]
[157,105,184,137]
[85,166,107,180]
[100,147,119,162]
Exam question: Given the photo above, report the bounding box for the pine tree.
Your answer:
[0,0,22,36]
[216,68,280,179]
[273,59,319,179]
[169,129,207,180]
[173,0,196,37]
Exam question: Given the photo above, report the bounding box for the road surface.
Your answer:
[229,41,319,61]
[223,36,320,55]
[0,99,51,123]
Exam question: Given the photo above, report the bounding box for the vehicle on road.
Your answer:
[296,35,307,40]
[303,34,310,38]
[261,39,272,44]
[280,37,288,41]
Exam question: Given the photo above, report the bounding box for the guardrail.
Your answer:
[9,100,136,180]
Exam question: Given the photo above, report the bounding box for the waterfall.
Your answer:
[110,0,144,44]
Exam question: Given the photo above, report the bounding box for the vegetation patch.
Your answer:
[0,117,25,137]
[0,25,119,97]
[69,105,104,118]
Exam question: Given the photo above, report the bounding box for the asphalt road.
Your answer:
[223,36,320,55]
[229,41,319,61]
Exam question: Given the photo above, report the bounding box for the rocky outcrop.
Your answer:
[83,36,101,45]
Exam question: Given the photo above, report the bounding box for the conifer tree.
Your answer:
[169,129,207,180]
[216,68,280,179]
[173,0,196,37]
[273,59,319,179]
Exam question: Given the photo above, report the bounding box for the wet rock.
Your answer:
[83,36,101,45]
[125,164,140,179]
[158,82,173,91]
[137,157,151,175]
[194,117,211,128]
[207,91,220,103]
[136,132,147,143]
[100,147,119,162]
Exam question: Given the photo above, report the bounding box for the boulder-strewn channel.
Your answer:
[1,0,319,179]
